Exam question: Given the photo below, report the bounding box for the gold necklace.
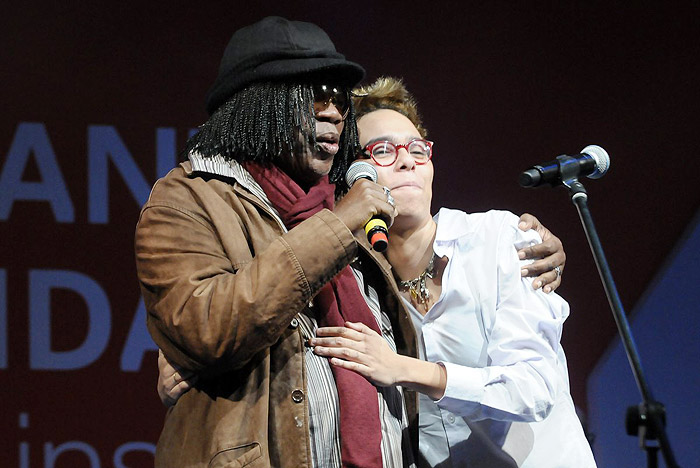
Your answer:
[397,254,436,305]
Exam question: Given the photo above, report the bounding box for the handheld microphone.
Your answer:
[345,161,389,252]
[519,145,610,188]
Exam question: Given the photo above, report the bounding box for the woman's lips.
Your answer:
[391,182,421,190]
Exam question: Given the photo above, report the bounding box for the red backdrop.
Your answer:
[2,2,699,466]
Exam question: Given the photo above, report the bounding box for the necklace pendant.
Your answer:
[398,253,437,307]
[421,284,430,304]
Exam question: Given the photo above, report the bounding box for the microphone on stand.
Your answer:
[519,145,610,188]
[345,161,389,252]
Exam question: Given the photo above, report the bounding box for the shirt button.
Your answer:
[290,318,299,329]
[291,389,305,403]
[447,414,456,424]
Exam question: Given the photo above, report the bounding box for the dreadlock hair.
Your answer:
[352,77,428,138]
[184,81,361,189]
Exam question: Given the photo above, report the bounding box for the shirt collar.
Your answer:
[433,207,474,256]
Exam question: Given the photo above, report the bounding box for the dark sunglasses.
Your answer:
[313,84,350,119]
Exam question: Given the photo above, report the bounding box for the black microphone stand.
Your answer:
[549,159,680,468]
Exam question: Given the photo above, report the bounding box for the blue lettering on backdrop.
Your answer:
[88,126,151,224]
[43,441,100,468]
[87,125,180,223]
[0,123,74,222]
[2,123,195,371]
[29,270,111,370]
[3,122,194,465]
[113,442,156,468]
[1,122,192,223]
[19,412,156,467]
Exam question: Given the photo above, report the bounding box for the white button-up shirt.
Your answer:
[406,208,596,467]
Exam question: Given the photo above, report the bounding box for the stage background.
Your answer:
[2,2,698,467]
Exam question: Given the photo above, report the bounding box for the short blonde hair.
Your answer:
[352,77,428,138]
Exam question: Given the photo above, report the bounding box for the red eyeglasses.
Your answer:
[363,139,434,166]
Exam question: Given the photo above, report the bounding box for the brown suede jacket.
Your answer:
[134,162,418,468]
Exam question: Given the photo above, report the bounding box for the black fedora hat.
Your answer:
[205,16,365,115]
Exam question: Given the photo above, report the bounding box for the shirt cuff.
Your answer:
[434,361,487,413]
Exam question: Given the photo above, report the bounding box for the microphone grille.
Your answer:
[581,145,610,179]
[346,161,377,186]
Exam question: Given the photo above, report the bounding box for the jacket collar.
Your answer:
[183,153,287,232]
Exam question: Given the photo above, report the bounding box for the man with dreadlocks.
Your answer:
[135,16,418,468]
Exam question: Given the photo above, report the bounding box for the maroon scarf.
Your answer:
[242,162,383,468]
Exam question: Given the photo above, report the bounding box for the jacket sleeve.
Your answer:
[435,211,569,422]
[134,184,358,377]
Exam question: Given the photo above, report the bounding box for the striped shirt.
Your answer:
[297,266,409,468]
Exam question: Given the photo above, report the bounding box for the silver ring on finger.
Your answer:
[383,186,395,207]
[554,265,562,278]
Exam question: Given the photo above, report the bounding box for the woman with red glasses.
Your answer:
[310,77,596,468]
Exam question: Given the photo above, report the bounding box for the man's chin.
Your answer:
[311,150,336,169]
[295,161,333,186]
[312,163,334,178]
